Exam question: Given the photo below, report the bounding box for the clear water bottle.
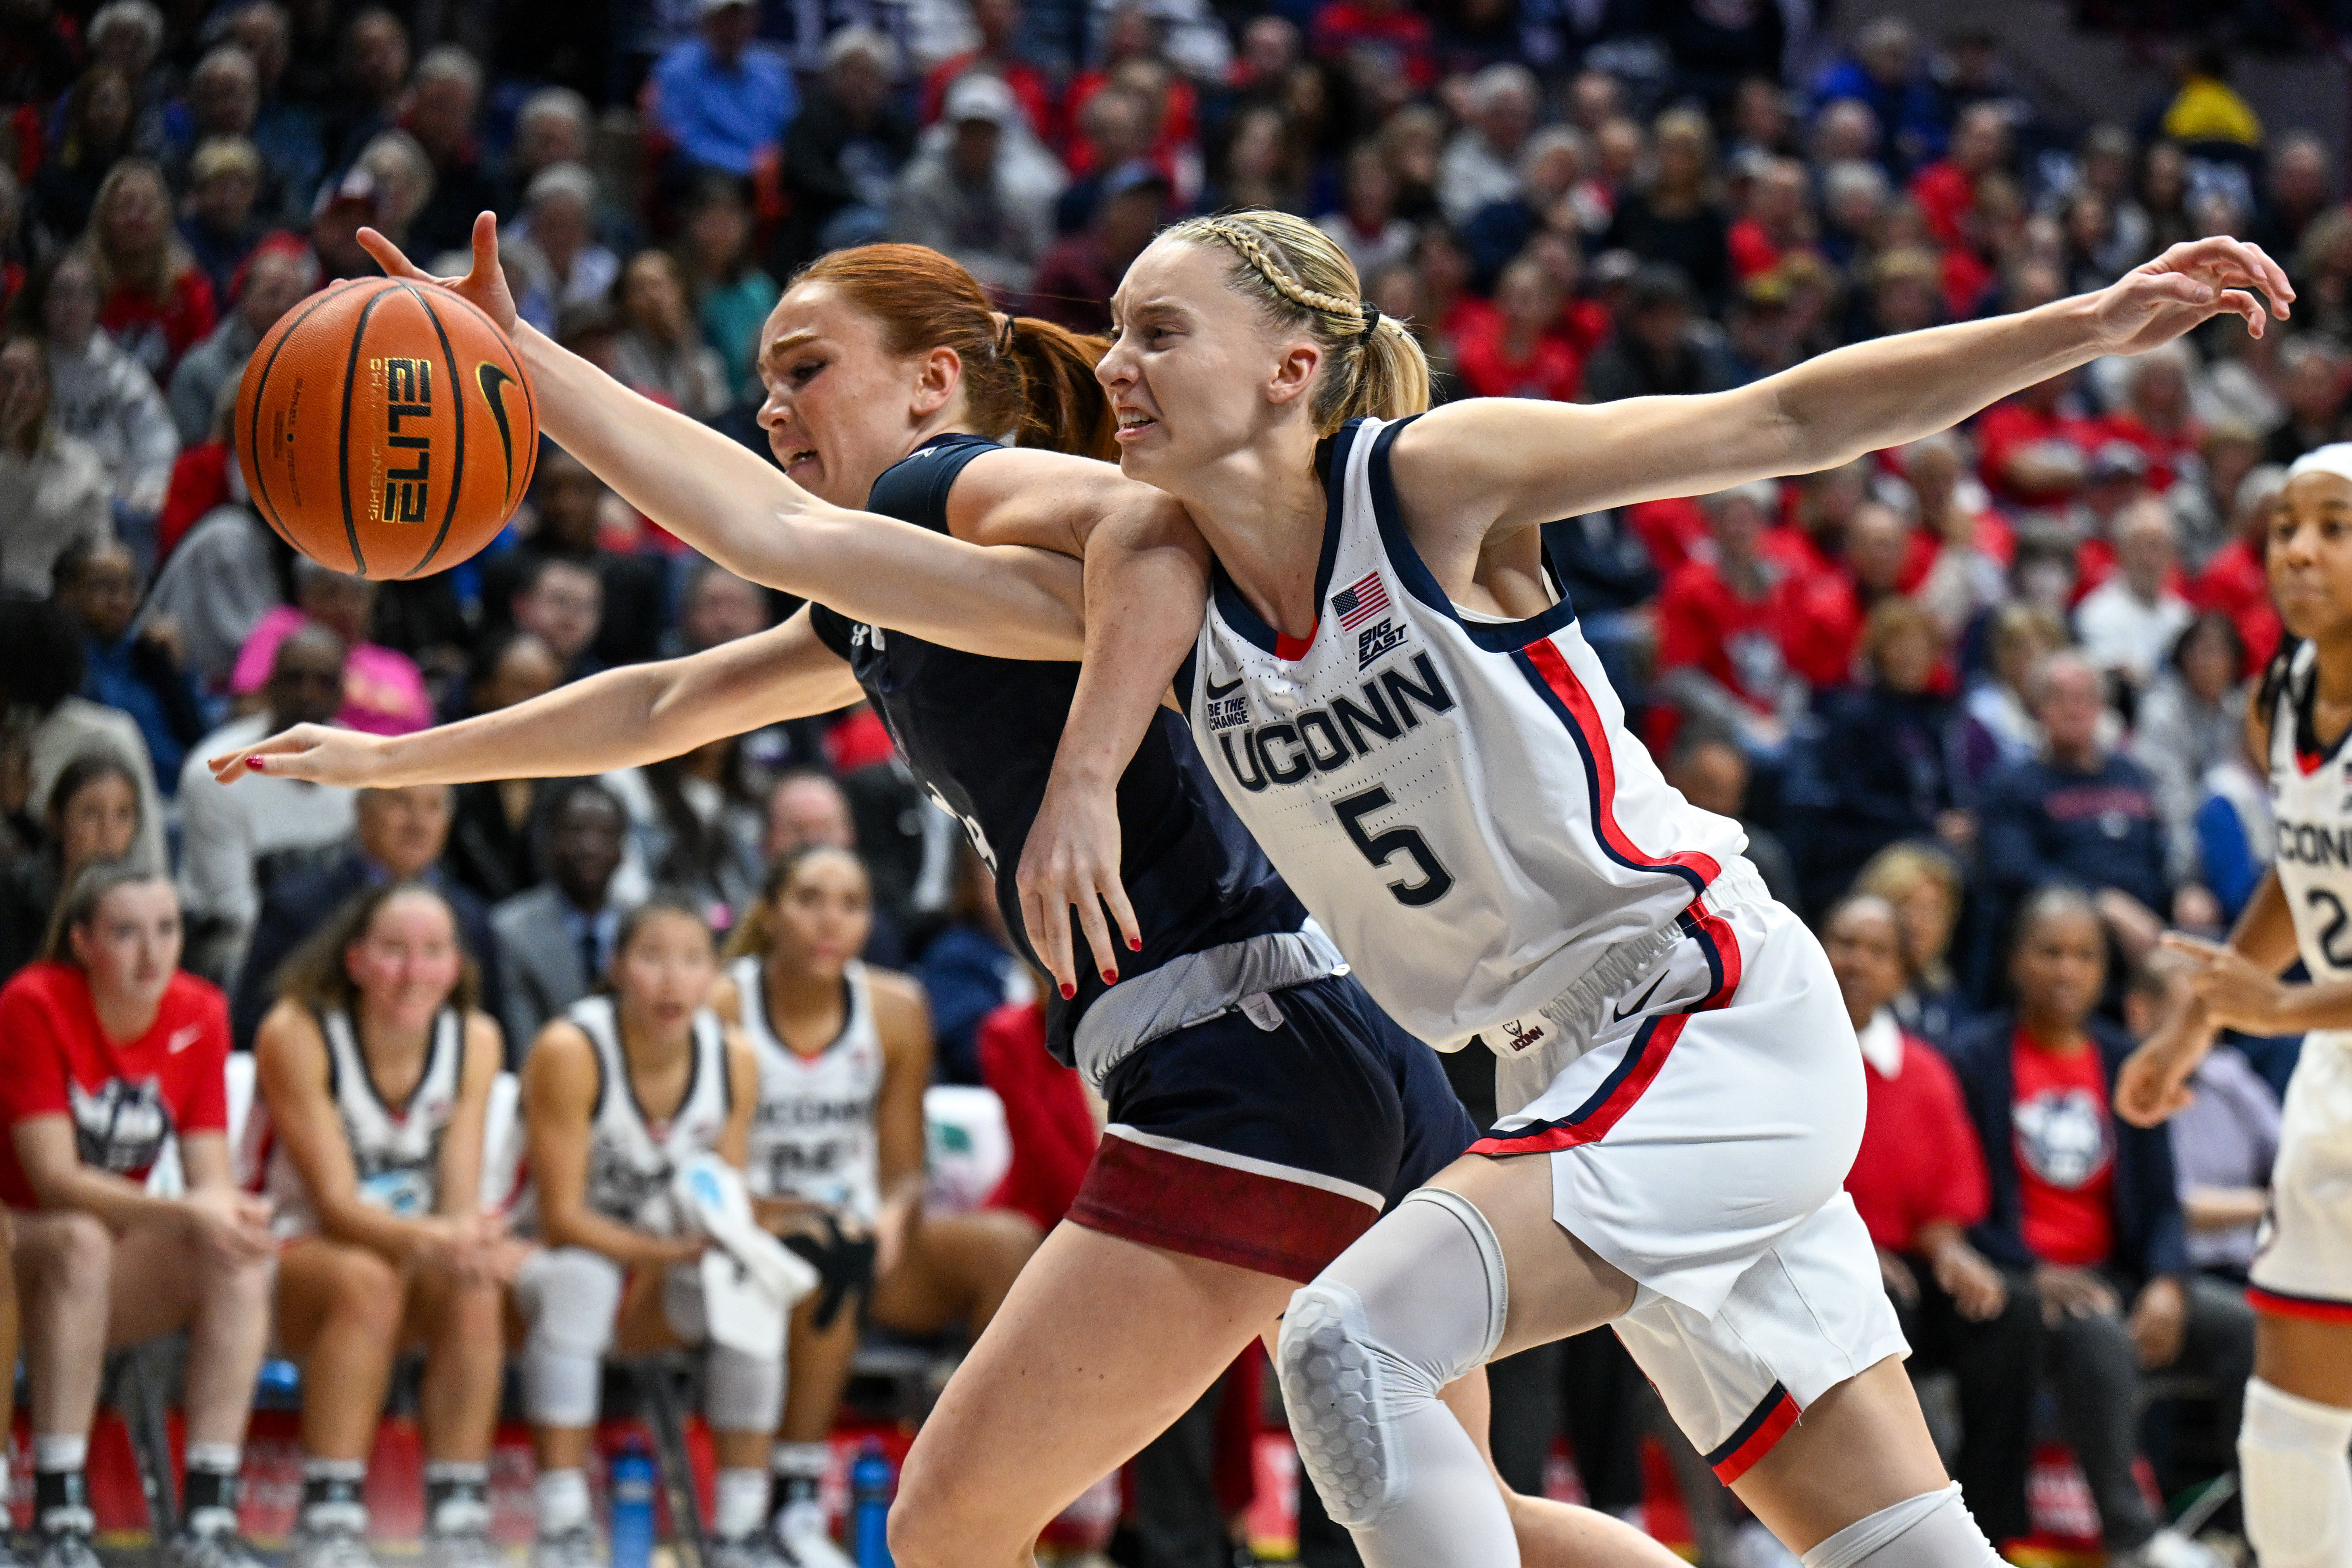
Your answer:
[608,1437,657,1568]
[849,1438,894,1568]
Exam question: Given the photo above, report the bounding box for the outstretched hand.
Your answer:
[357,210,518,336]
[207,724,391,788]
[2092,234,2294,354]
[1016,769,1140,1001]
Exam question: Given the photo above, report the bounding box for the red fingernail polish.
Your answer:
[1102,968,1118,984]
[1060,982,1076,999]
[247,757,265,771]
[1129,936,1142,951]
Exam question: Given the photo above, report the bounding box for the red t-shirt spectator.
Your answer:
[1628,497,1707,576]
[1909,160,1977,250]
[1450,314,1582,403]
[1062,73,1198,180]
[2191,536,2281,667]
[1654,558,1808,714]
[1726,217,1784,282]
[1975,399,2107,510]
[1846,1020,1990,1253]
[921,57,1057,139]
[1309,0,1435,85]
[0,961,231,1210]
[100,268,218,385]
[2101,411,2200,493]
[2010,1028,2116,1268]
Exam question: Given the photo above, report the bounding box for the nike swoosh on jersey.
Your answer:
[1204,673,1245,699]
[166,1024,206,1053]
[1610,972,1669,1023]
[477,363,519,503]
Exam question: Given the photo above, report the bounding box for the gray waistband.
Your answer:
[1517,857,1773,1052]
[1073,925,1350,1091]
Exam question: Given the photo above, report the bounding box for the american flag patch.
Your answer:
[1332,571,1391,631]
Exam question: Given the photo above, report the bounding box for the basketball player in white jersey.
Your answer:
[2119,444,2352,1568]
[1015,211,2292,1568]
[254,882,517,1568]
[510,896,781,1568]
[711,846,1036,1568]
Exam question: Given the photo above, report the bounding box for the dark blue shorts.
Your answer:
[1070,974,1478,1282]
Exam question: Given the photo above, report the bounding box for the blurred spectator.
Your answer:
[922,0,1054,139]
[2123,963,2278,1282]
[482,449,669,669]
[219,1,325,228]
[918,845,1024,1083]
[323,8,411,175]
[1664,730,1797,911]
[2128,613,2247,890]
[765,767,905,966]
[1053,85,1152,237]
[1947,886,2248,1568]
[1582,264,1735,402]
[2188,461,2285,671]
[2263,334,2348,467]
[608,249,730,420]
[491,779,632,1065]
[1809,17,1943,175]
[136,474,283,694]
[1311,0,1434,92]
[1031,163,1170,334]
[1909,103,2010,254]
[2076,499,2193,699]
[176,137,270,307]
[344,129,436,261]
[891,73,1057,293]
[1852,840,1969,1046]
[1794,599,1966,913]
[1317,142,1414,283]
[442,631,567,906]
[1449,255,1580,402]
[229,561,432,736]
[166,234,313,446]
[176,625,355,981]
[0,600,167,873]
[2166,421,2263,570]
[1605,108,1729,311]
[398,46,496,259]
[86,158,218,384]
[673,174,777,408]
[1435,63,1535,226]
[26,247,179,542]
[1726,155,1815,283]
[503,164,621,338]
[1908,432,2015,640]
[649,0,797,183]
[602,738,765,923]
[671,560,772,655]
[230,782,498,1048]
[509,554,607,680]
[52,538,204,795]
[1978,650,2195,964]
[0,753,144,983]
[33,67,139,246]
[1956,603,2064,792]
[2193,738,2274,926]
[494,87,593,219]
[2250,128,2332,263]
[1459,125,1597,291]
[0,332,111,598]
[2102,348,2201,493]
[778,28,915,273]
[1654,479,1805,757]
[1979,369,2103,511]
[2157,48,2262,152]
[1825,893,2035,1545]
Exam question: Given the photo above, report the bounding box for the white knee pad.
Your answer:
[1799,1485,2004,1568]
[518,1247,625,1427]
[1276,1188,1507,1531]
[2240,1377,2352,1568]
[704,1343,785,1434]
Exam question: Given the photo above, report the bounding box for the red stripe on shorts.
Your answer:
[1067,1130,1381,1283]
[2248,1284,2352,1324]
[1705,1383,1801,1483]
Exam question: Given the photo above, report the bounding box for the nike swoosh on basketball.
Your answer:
[1610,973,1669,1023]
[476,363,519,503]
[1205,674,1246,699]
[166,1024,206,1053]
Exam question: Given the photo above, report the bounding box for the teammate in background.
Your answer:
[1015,211,2290,1568]
[508,897,777,1568]
[2119,442,2352,1568]
[0,864,274,1568]
[253,883,518,1568]
[713,846,1038,1568]
[208,220,1678,1568]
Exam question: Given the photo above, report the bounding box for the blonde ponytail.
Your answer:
[1164,210,1432,432]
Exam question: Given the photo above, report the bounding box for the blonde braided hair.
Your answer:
[1166,210,1432,432]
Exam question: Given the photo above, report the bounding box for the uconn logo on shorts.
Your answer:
[69,1077,173,1176]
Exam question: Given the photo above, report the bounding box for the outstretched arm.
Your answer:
[1015,503,1212,996]
[360,217,1083,661]
[208,607,861,787]
[1393,237,2294,565]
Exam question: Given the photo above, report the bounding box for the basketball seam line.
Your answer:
[336,286,395,576]
[243,288,344,554]
[401,284,467,579]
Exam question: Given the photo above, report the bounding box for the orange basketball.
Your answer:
[236,277,538,581]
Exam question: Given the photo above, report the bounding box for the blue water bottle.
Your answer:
[608,1437,657,1568]
[849,1438,894,1568]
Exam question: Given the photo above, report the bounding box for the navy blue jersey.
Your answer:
[806,434,1307,1064]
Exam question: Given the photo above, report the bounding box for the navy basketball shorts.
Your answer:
[1071,974,1477,1282]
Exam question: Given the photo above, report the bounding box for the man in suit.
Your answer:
[229,782,502,1047]
[490,781,629,1065]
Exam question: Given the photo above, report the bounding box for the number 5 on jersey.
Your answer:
[1333,786,1453,907]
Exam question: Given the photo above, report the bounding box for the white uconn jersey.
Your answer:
[525,993,732,1236]
[1186,417,1751,1053]
[267,1007,463,1236]
[2269,640,2352,981]
[731,954,884,1220]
